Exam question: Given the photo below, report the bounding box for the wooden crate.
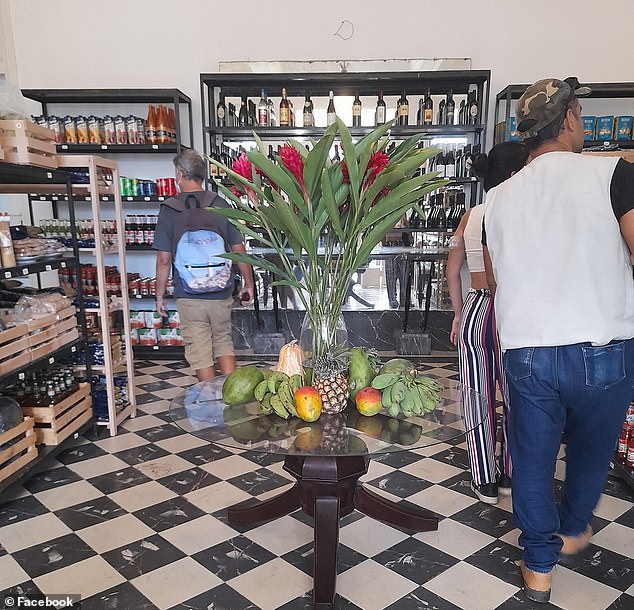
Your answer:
[583,150,634,163]
[0,324,30,376]
[0,417,38,484]
[0,120,58,169]
[22,383,92,446]
[26,306,78,361]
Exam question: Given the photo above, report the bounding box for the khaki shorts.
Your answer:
[176,297,234,370]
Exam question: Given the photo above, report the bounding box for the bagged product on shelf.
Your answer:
[144,311,162,329]
[159,328,181,346]
[0,213,16,267]
[129,311,145,329]
[129,329,139,346]
[75,116,89,144]
[114,115,127,144]
[167,310,180,328]
[12,292,70,323]
[63,116,77,144]
[103,116,116,145]
[0,84,29,119]
[47,116,64,144]
[138,328,158,346]
[87,116,101,144]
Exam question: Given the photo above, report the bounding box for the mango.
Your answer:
[222,366,265,405]
[355,387,382,416]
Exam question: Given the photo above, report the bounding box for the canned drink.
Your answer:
[156,178,165,197]
[103,115,116,144]
[75,115,89,144]
[130,178,139,197]
[114,115,127,145]
[88,115,101,144]
[47,115,64,144]
[119,177,129,197]
[136,117,146,145]
[63,115,77,144]
[167,178,177,196]
[125,115,139,145]
[147,180,157,196]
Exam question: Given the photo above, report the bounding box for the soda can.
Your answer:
[88,115,101,144]
[47,115,64,144]
[114,115,127,145]
[147,180,157,196]
[136,117,146,145]
[156,178,165,197]
[125,115,139,145]
[167,178,177,196]
[119,177,129,197]
[130,178,139,197]
[75,115,89,144]
[63,115,77,144]
[102,116,115,144]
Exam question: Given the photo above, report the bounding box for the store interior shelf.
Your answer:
[583,141,634,150]
[0,161,71,188]
[610,455,634,491]
[133,344,184,359]
[56,143,184,154]
[23,88,192,105]
[496,81,634,101]
[29,193,168,203]
[126,245,154,251]
[0,254,73,279]
[129,294,173,300]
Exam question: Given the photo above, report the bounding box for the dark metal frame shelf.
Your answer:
[132,344,184,359]
[610,454,634,491]
[56,143,185,154]
[0,254,74,280]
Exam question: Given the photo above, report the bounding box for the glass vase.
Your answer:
[299,311,348,367]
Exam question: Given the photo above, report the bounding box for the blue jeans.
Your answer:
[503,339,634,573]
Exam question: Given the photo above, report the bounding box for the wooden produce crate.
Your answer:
[22,383,92,446]
[0,324,30,377]
[26,306,78,361]
[583,150,634,163]
[0,120,58,169]
[0,142,4,161]
[0,417,38,483]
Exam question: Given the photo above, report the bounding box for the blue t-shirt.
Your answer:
[152,191,243,300]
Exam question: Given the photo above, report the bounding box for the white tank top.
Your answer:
[484,152,633,350]
[464,205,485,273]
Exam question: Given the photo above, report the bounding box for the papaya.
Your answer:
[348,347,376,400]
[379,358,415,375]
[222,366,265,405]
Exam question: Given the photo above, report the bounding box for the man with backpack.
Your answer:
[153,149,254,381]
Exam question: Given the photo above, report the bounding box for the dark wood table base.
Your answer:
[227,454,439,608]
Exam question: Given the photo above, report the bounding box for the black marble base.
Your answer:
[252,332,287,355]
[230,309,454,355]
[398,332,432,355]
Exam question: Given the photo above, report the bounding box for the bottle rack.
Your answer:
[0,160,93,493]
[22,88,194,360]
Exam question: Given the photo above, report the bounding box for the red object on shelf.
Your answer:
[627,436,634,471]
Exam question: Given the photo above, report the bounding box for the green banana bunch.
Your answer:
[254,372,306,419]
[371,369,443,419]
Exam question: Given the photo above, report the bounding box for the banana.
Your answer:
[269,393,289,419]
[388,404,400,418]
[382,386,394,409]
[391,380,407,403]
[278,380,299,417]
[372,373,400,390]
[255,380,270,403]
[290,374,303,393]
[401,386,419,415]
[259,394,273,414]
[267,372,287,395]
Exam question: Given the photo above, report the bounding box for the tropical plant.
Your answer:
[207,118,449,362]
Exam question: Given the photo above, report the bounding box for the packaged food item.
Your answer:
[159,328,182,346]
[139,328,158,345]
[125,115,139,145]
[63,115,77,144]
[597,116,615,141]
[136,117,146,144]
[103,115,116,145]
[129,329,139,346]
[144,310,163,329]
[88,115,101,144]
[168,310,180,328]
[582,116,597,141]
[75,115,89,144]
[47,115,64,144]
[0,212,16,267]
[614,116,633,141]
[114,115,127,144]
[129,311,146,329]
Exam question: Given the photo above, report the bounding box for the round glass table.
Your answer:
[171,374,485,609]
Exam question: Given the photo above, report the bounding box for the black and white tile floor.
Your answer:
[1,358,633,610]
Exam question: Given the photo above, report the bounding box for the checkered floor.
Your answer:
[1,358,633,610]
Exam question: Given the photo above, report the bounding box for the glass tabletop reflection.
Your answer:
[170,374,485,457]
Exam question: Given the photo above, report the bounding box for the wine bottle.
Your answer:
[303,94,314,127]
[458,99,466,125]
[227,102,236,127]
[437,99,446,125]
[397,90,409,126]
[424,88,434,125]
[445,147,456,178]
[216,96,226,128]
[279,87,290,126]
[267,99,277,127]
[268,144,276,162]
[332,144,341,162]
[375,91,386,126]
[327,90,336,126]
[416,97,424,126]
[258,89,269,126]
[454,192,466,228]
[238,97,249,127]
[468,90,479,125]
[437,193,447,230]
[445,90,455,125]
[146,105,157,144]
[352,91,362,127]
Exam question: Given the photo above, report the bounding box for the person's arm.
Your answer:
[446,210,469,345]
[155,251,172,316]
[611,159,634,264]
[620,209,634,265]
[231,243,255,304]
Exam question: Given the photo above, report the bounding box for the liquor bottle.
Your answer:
[146,105,157,144]
[227,103,236,127]
[167,107,176,142]
[463,144,473,177]
[303,94,314,127]
[279,88,290,126]
[455,148,463,178]
[437,99,446,125]
[375,91,386,126]
[327,90,336,126]
[238,97,249,127]
[426,194,438,229]
[445,148,456,178]
[397,91,409,126]
[156,105,168,143]
[332,144,341,162]
[617,424,630,462]
[445,90,455,125]
[216,96,227,127]
[249,100,258,126]
[258,89,269,126]
[454,192,466,227]
[467,90,479,125]
[437,193,447,230]
[445,193,457,230]
[352,92,362,127]
[267,99,277,126]
[436,151,446,177]
[458,99,466,124]
[268,144,276,162]
[424,88,434,125]
[289,98,295,127]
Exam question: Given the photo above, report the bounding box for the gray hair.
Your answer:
[173,149,205,182]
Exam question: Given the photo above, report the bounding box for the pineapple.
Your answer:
[312,348,349,414]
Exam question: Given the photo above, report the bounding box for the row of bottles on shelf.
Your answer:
[120,177,177,198]
[10,366,80,407]
[408,189,467,231]
[129,273,174,298]
[32,104,178,146]
[60,264,122,297]
[216,88,480,129]
[616,403,634,473]
[41,218,117,241]
[428,143,482,179]
[125,215,157,246]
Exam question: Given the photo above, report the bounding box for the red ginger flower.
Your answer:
[232,152,253,180]
[278,144,305,190]
[341,161,349,184]
[365,151,389,187]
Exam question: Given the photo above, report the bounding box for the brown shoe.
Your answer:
[520,560,552,603]
[559,525,593,557]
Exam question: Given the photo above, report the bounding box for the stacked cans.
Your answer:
[120,177,158,197]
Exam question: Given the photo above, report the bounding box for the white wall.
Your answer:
[8,0,634,151]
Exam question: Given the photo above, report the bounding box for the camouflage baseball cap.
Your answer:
[516,77,591,139]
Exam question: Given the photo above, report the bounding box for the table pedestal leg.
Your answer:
[227,484,301,524]
[313,496,340,608]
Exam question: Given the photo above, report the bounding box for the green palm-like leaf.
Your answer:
[321,168,344,243]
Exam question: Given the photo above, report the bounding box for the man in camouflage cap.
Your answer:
[482,78,634,603]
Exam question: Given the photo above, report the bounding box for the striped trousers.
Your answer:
[458,289,511,486]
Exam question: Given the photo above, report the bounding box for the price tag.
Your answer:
[61,145,68,150]
[4,271,12,278]
[126,197,133,201]
[73,432,79,439]
[144,197,150,201]
[18,372,25,380]
[52,196,59,201]
[45,264,52,271]
[46,172,53,179]
[22,267,29,275]
[39,196,46,201]
[152,144,158,150]
[152,345,159,350]
[101,144,108,150]
[61,262,66,268]
[71,345,76,353]
[158,196,164,201]
[48,357,55,364]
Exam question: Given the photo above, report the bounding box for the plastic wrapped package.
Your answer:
[12,293,70,323]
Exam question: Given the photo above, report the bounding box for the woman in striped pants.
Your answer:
[446,142,529,504]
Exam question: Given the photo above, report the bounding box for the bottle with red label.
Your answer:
[617,424,630,462]
[626,436,634,471]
